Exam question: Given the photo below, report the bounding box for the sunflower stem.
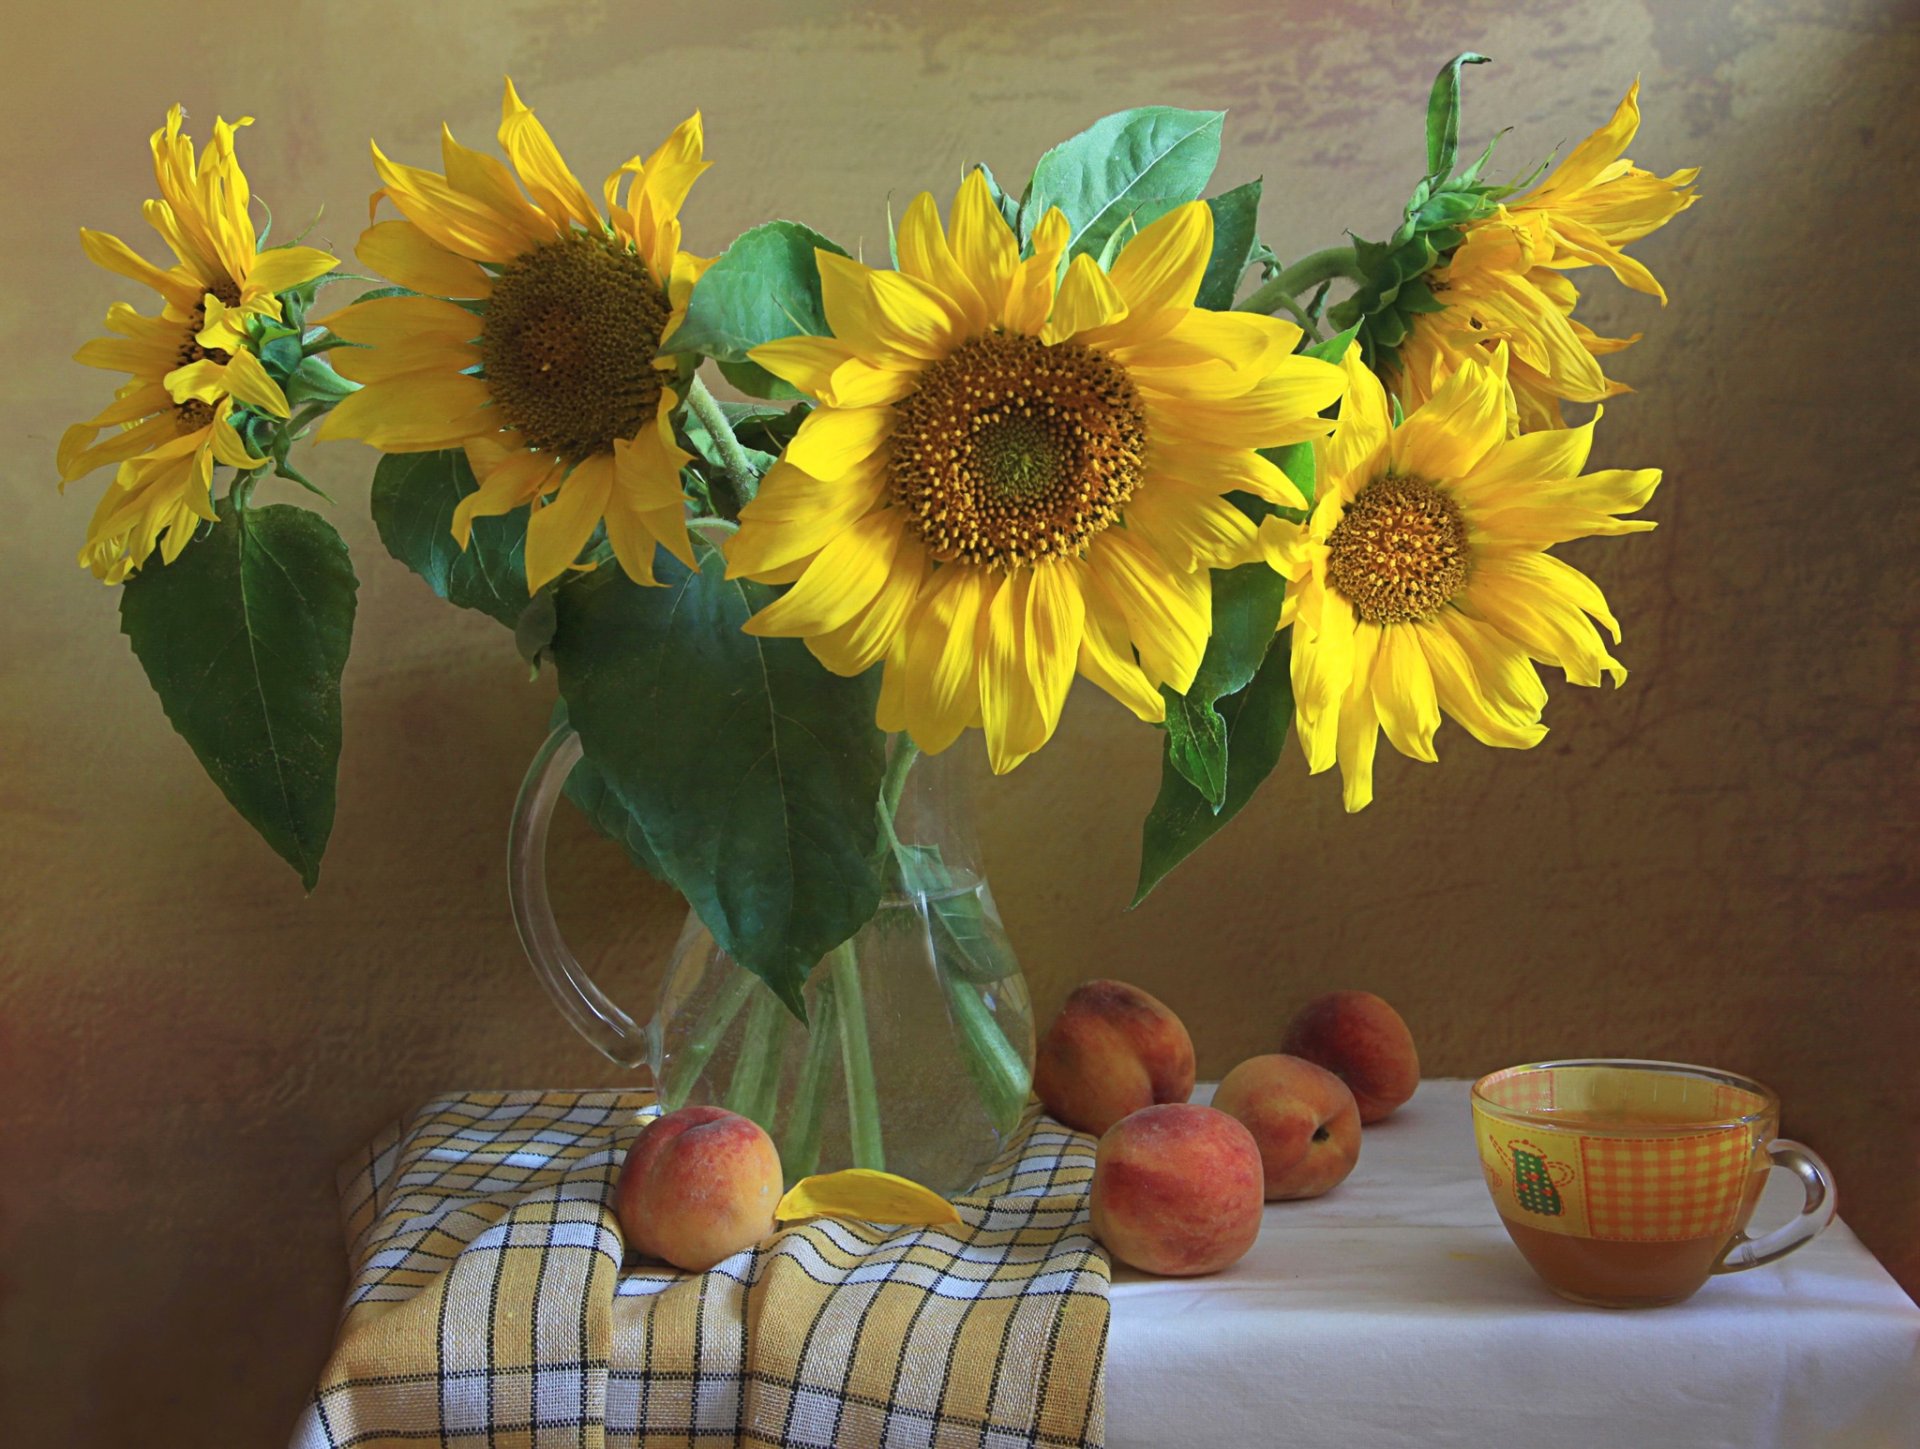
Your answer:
[685,373,760,511]
[831,941,885,1171]
[1236,245,1365,320]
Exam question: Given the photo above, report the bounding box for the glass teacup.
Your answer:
[1472,1059,1837,1307]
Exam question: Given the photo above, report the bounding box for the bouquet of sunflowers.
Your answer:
[60,57,1695,1016]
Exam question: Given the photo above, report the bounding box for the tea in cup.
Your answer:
[1471,1059,1836,1307]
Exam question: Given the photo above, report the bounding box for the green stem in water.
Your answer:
[723,984,788,1131]
[1235,245,1366,320]
[661,968,755,1109]
[830,942,884,1170]
[779,977,840,1181]
[685,373,760,509]
[942,972,1031,1135]
[875,736,921,861]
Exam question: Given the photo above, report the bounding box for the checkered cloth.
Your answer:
[292,1090,1109,1448]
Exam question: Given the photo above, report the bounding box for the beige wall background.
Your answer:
[3,0,1916,1442]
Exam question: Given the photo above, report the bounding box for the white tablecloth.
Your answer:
[1106,1080,1920,1449]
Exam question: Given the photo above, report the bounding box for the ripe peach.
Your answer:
[613,1105,783,1272]
[1089,1103,1264,1276]
[1034,980,1195,1137]
[1212,1054,1361,1199]
[1280,990,1419,1124]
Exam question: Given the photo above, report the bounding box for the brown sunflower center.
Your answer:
[479,230,670,461]
[1326,474,1470,625]
[887,332,1147,570]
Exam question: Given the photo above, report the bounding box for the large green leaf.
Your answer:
[1022,107,1224,259]
[552,544,887,1012]
[660,220,850,366]
[1134,629,1297,906]
[1160,563,1287,810]
[370,450,529,626]
[548,700,664,880]
[120,504,358,890]
[1196,179,1263,311]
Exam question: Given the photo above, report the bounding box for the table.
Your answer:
[1105,1081,1920,1449]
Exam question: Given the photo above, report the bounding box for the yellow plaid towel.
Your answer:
[292,1090,1109,1448]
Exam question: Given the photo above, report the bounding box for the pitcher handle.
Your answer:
[1712,1139,1838,1274]
[508,723,656,1069]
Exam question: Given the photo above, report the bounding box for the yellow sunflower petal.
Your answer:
[745,508,905,638]
[327,338,475,385]
[1040,254,1129,345]
[321,294,483,348]
[1025,562,1086,742]
[1417,615,1547,750]
[57,413,179,482]
[1370,624,1441,763]
[1124,475,1260,571]
[750,334,860,401]
[724,458,889,578]
[355,220,493,299]
[439,124,554,249]
[315,371,493,448]
[524,455,615,592]
[977,570,1049,773]
[817,252,959,361]
[243,245,338,298]
[1335,624,1383,812]
[497,78,601,230]
[775,1169,959,1227]
[784,405,894,480]
[1085,529,1209,693]
[1002,206,1069,336]
[1457,555,1625,687]
[606,406,694,581]
[1080,202,1212,346]
[78,228,202,310]
[1390,352,1508,481]
[903,565,989,755]
[1073,559,1165,723]
[452,449,558,547]
[1154,443,1307,511]
[948,169,1018,322]
[369,141,531,262]
[806,533,927,677]
[1143,356,1345,450]
[897,190,991,334]
[1291,589,1356,775]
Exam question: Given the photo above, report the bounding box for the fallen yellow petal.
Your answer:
[776,1170,961,1227]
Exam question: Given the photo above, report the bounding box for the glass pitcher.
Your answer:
[508,728,1035,1196]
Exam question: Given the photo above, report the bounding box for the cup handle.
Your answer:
[1712,1139,1838,1274]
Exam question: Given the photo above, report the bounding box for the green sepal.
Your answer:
[552,540,887,1016]
[1133,628,1297,906]
[119,502,357,890]
[1426,53,1492,181]
[1020,107,1224,259]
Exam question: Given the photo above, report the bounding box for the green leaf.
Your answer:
[1425,53,1492,180]
[888,841,1017,984]
[1133,628,1297,906]
[1305,323,1362,364]
[120,504,357,890]
[1158,563,1287,809]
[1196,179,1262,310]
[1022,107,1225,259]
[370,450,530,626]
[548,700,664,879]
[552,542,887,1013]
[660,220,850,363]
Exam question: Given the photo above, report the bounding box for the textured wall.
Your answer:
[3,0,1916,1442]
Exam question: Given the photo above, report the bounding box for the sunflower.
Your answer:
[722,175,1348,771]
[1263,342,1659,811]
[317,81,710,591]
[1390,81,1698,432]
[58,106,337,581]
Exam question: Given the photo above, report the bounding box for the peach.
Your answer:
[1089,1103,1264,1276]
[1280,990,1419,1124]
[613,1105,783,1272]
[1034,980,1195,1136]
[1212,1054,1361,1200]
